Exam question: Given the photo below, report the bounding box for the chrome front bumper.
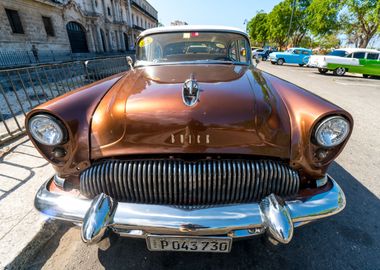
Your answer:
[35,176,345,245]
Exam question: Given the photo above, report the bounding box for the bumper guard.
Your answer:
[35,175,345,245]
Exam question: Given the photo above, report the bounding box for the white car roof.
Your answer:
[139,25,247,38]
[336,48,380,53]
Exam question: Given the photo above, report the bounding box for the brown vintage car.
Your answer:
[27,26,353,253]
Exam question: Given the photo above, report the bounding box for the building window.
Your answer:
[94,0,98,7]
[5,8,24,34]
[42,16,55,37]
[107,7,111,16]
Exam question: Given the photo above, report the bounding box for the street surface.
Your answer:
[29,61,380,270]
[0,137,55,269]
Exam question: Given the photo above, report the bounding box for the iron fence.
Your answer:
[0,49,134,69]
[0,56,131,145]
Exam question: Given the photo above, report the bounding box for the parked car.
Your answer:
[251,46,262,52]
[252,48,271,61]
[269,47,312,66]
[307,48,351,67]
[313,48,380,77]
[252,48,264,58]
[27,26,352,253]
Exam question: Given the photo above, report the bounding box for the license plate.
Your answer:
[146,235,232,253]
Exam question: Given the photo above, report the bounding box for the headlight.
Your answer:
[28,114,66,145]
[314,116,350,147]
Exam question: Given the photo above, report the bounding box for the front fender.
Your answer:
[25,74,125,178]
[259,71,353,179]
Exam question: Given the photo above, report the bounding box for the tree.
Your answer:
[247,11,269,47]
[267,1,292,49]
[320,34,341,49]
[289,0,311,46]
[340,0,380,48]
[306,0,341,36]
[247,0,380,49]
[310,34,341,50]
[266,0,311,49]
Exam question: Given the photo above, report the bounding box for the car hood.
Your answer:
[323,55,348,60]
[90,64,291,159]
[308,55,325,63]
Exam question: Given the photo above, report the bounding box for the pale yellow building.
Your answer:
[0,0,157,53]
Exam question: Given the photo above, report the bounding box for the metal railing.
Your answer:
[0,56,131,145]
[0,49,134,69]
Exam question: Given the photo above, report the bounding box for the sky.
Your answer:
[148,0,282,30]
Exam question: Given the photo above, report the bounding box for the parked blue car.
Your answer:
[269,48,312,66]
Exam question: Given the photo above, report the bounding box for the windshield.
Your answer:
[328,50,348,57]
[136,32,251,66]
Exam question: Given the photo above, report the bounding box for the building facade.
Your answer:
[0,0,157,53]
[130,0,158,46]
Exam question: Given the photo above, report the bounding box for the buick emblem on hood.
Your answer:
[182,78,200,106]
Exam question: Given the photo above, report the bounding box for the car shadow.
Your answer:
[271,63,307,68]
[312,71,380,80]
[96,162,380,270]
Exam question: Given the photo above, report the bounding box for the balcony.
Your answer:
[83,11,102,18]
[131,0,158,22]
[113,18,129,25]
[34,0,65,7]
[133,24,145,31]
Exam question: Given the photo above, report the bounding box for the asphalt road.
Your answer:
[29,62,380,270]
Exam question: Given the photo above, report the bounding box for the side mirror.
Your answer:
[126,56,134,70]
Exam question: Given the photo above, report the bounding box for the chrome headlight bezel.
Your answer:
[314,116,350,148]
[28,114,67,146]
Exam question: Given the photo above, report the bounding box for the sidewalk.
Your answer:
[0,136,56,269]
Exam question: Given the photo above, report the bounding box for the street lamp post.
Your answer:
[286,0,296,48]
[243,19,248,33]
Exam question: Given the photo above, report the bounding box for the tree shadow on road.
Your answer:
[97,162,380,270]
[0,136,49,201]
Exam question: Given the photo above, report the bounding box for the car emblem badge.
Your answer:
[182,78,200,106]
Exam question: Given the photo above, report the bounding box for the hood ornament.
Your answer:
[182,78,200,106]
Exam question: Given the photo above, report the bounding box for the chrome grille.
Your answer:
[80,159,300,205]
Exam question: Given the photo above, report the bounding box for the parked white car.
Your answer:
[308,48,380,76]
[307,49,351,67]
